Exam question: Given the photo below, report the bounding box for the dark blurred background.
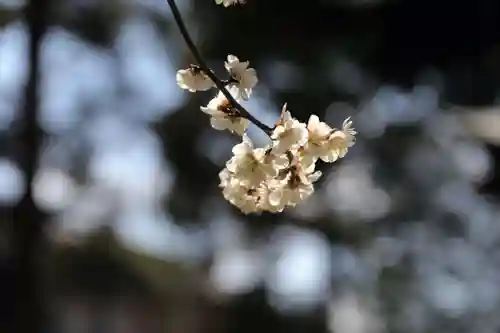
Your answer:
[3,0,500,332]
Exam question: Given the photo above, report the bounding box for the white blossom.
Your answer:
[304,114,332,154]
[226,134,288,186]
[271,105,309,154]
[225,55,258,100]
[301,114,357,163]
[215,0,246,8]
[319,117,357,163]
[257,178,289,213]
[223,178,260,214]
[200,88,249,136]
[176,66,214,92]
[219,168,262,214]
[266,161,322,209]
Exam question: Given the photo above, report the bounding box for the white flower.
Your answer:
[257,178,289,213]
[271,104,309,154]
[225,55,258,100]
[176,65,214,92]
[320,117,357,163]
[215,0,246,8]
[321,133,349,162]
[219,168,262,214]
[270,162,322,208]
[223,179,261,214]
[301,115,357,163]
[305,115,332,151]
[226,134,288,186]
[300,114,332,163]
[200,88,249,135]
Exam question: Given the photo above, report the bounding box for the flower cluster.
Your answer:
[219,108,356,214]
[174,4,356,214]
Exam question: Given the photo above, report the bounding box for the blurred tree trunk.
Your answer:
[12,0,49,332]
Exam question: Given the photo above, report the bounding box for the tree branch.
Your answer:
[165,0,274,135]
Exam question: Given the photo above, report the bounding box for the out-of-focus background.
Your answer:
[3,0,500,332]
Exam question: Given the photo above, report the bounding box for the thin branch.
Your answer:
[165,0,274,135]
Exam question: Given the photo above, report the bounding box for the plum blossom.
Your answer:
[226,134,288,186]
[176,65,214,92]
[301,114,357,163]
[271,104,309,154]
[304,114,333,156]
[266,160,322,209]
[318,117,357,163]
[225,55,258,100]
[200,87,249,136]
[219,169,260,214]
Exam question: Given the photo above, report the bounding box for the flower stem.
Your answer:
[165,0,273,135]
